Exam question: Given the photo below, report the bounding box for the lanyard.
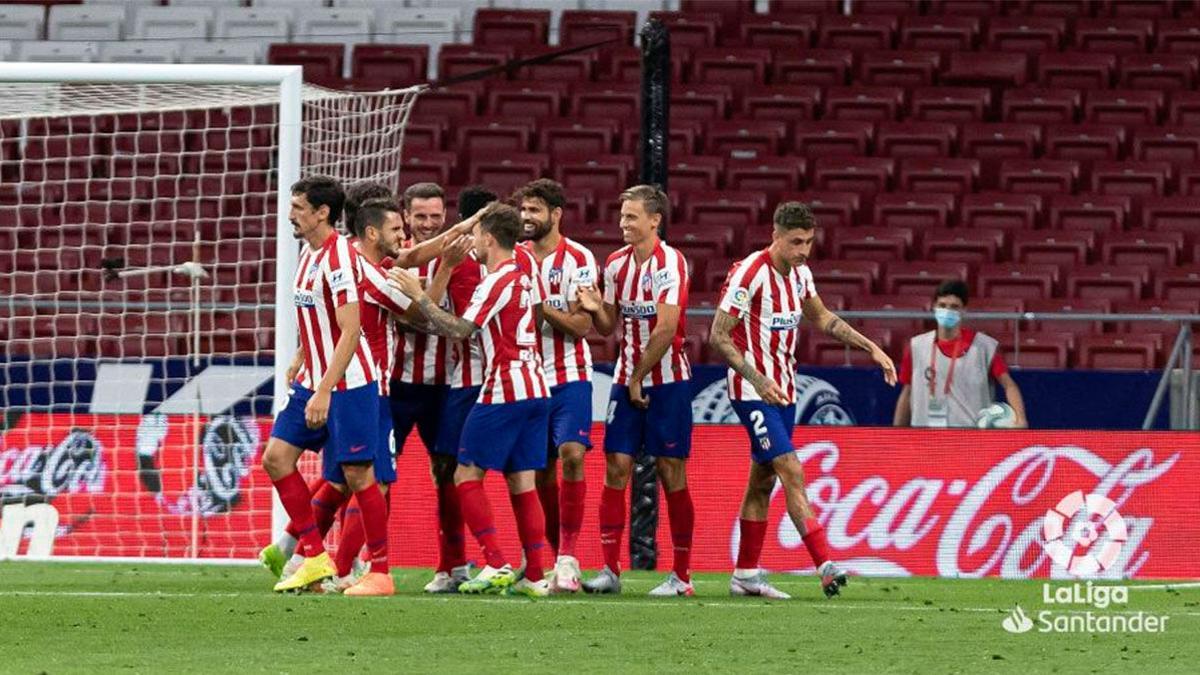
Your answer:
[927,336,964,398]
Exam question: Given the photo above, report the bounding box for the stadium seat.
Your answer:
[684,190,767,229]
[818,14,897,50]
[48,4,124,40]
[468,154,548,196]
[515,46,600,82]
[1141,196,1200,241]
[1001,88,1080,124]
[909,86,992,122]
[374,9,458,64]
[978,263,1060,299]
[1083,89,1163,126]
[351,45,428,86]
[1113,299,1200,335]
[858,50,942,87]
[848,0,921,14]
[559,10,637,47]
[704,120,788,156]
[181,42,263,66]
[1155,267,1200,301]
[1047,194,1128,232]
[996,331,1074,369]
[1066,264,1149,301]
[832,226,913,262]
[437,44,511,80]
[1100,0,1172,17]
[985,16,1066,52]
[850,294,926,335]
[17,40,97,63]
[1043,124,1127,161]
[772,49,854,86]
[1012,231,1094,266]
[98,41,179,64]
[456,118,532,154]
[872,192,956,229]
[723,157,806,196]
[647,10,720,47]
[606,45,689,83]
[134,6,213,40]
[897,158,979,194]
[691,48,771,85]
[0,5,43,40]
[1073,17,1154,52]
[1156,19,1200,55]
[401,151,456,185]
[570,83,638,119]
[554,155,632,193]
[808,327,896,367]
[1168,90,1200,126]
[1118,54,1198,90]
[999,159,1080,195]
[812,156,895,194]
[1026,297,1111,333]
[898,15,980,51]
[959,192,1042,231]
[740,85,822,121]
[1090,160,1172,196]
[1132,127,1200,163]
[411,82,482,118]
[537,119,618,157]
[960,123,1042,160]
[824,86,906,121]
[486,81,567,118]
[921,228,1005,265]
[1102,231,1185,267]
[739,14,818,48]
[667,155,724,192]
[812,260,881,296]
[268,44,343,81]
[875,121,958,158]
[473,8,549,46]
[941,51,1028,88]
[786,191,861,229]
[966,297,1022,335]
[293,7,372,44]
[1078,335,1159,369]
[671,84,734,120]
[792,120,874,157]
[1016,1,1092,17]
[1037,52,1116,89]
[622,120,703,156]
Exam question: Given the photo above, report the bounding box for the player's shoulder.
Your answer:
[655,241,688,269]
[562,236,596,264]
[606,245,634,268]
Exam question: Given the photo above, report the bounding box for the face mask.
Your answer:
[934,307,961,329]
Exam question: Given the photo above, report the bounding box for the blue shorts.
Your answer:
[731,400,797,465]
[270,384,390,483]
[548,381,593,457]
[604,381,693,459]
[459,398,550,473]
[374,396,397,484]
[435,385,482,457]
[388,380,447,454]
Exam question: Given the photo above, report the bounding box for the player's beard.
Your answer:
[522,216,552,242]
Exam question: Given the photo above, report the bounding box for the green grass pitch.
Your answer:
[1,562,1196,673]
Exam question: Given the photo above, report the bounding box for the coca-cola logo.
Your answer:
[0,429,107,503]
[741,442,1179,579]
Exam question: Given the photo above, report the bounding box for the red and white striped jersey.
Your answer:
[357,251,411,396]
[293,232,379,392]
[520,237,597,387]
[390,257,451,385]
[445,256,485,389]
[462,257,549,404]
[602,240,691,387]
[717,248,816,404]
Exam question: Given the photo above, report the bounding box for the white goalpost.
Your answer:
[0,62,421,562]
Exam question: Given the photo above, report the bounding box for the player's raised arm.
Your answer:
[801,293,898,386]
[391,213,480,269]
[391,268,478,340]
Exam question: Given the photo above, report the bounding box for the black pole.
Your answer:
[629,18,670,572]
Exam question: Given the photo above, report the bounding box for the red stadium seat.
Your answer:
[455,119,532,154]
[1037,52,1116,89]
[978,263,1060,299]
[1113,300,1200,335]
[474,8,551,46]
[607,46,689,82]
[1099,0,1172,17]
[824,86,906,121]
[570,83,638,119]
[849,0,921,13]
[685,191,767,229]
[622,120,702,156]
[724,157,806,196]
[897,158,980,194]
[438,45,513,80]
[1078,335,1159,369]
[1001,88,1080,124]
[1156,19,1200,55]
[668,155,724,192]
[873,192,957,229]
[739,14,818,48]
[787,191,861,229]
[351,45,428,86]
[792,120,874,157]
[1090,160,1172,196]
[267,44,342,82]
[1011,0,1093,17]
[1043,124,1127,161]
[1155,267,1200,301]
[967,297,1023,335]
[812,156,895,194]
[1141,196,1200,241]
[808,328,896,367]
[812,260,881,296]
[1083,89,1164,126]
[909,87,992,122]
[739,85,822,121]
[704,120,788,156]
[960,123,1042,160]
[818,14,898,50]
[960,192,1043,231]
[999,159,1080,195]
[858,50,942,87]
[927,0,1005,14]
[412,83,482,118]
[941,51,1028,88]
[921,228,1005,265]
[986,16,1067,52]
[691,48,771,85]
[898,15,980,51]
[468,154,548,196]
[1026,298,1112,334]
[1048,194,1129,232]
[850,294,926,335]
[1168,90,1200,126]
[1119,54,1199,90]
[1102,231,1185,267]
[647,11,720,47]
[514,47,598,82]
[555,155,632,193]
[1073,17,1154,52]
[537,119,618,157]
[1012,231,1094,266]
[559,10,637,47]
[404,121,445,151]
[671,84,733,121]
[875,121,958,158]
[1132,127,1200,163]
[401,151,456,186]
[996,331,1073,369]
[772,49,854,86]
[832,226,913,262]
[486,82,567,118]
[1066,264,1149,301]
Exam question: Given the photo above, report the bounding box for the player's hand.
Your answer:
[628,379,649,410]
[871,346,898,386]
[755,379,789,406]
[442,233,472,267]
[577,286,603,313]
[305,388,331,429]
[388,268,425,300]
[447,211,481,237]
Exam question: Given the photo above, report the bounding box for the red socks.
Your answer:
[559,478,586,558]
[284,477,327,539]
[436,481,466,573]
[599,485,625,574]
[537,477,560,557]
[311,481,347,537]
[510,489,547,583]
[736,518,768,570]
[801,517,831,567]
[355,483,389,574]
[334,499,363,577]
[272,472,324,557]
[664,488,694,583]
[457,479,506,569]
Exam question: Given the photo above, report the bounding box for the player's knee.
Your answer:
[260,444,290,478]
[655,458,687,491]
[603,457,631,488]
[341,462,374,492]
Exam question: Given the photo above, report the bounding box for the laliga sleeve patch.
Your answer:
[730,287,751,312]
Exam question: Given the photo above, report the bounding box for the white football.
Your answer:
[976,403,1017,429]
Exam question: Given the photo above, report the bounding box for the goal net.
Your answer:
[0,64,419,561]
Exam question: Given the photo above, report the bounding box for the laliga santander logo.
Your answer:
[1042,490,1128,577]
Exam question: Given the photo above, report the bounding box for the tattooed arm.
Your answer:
[389,268,477,340]
[708,309,788,405]
[802,293,898,386]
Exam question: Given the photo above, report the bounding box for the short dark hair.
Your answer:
[773,201,816,230]
[343,181,393,230]
[291,176,345,226]
[458,184,498,220]
[514,178,566,211]
[351,198,400,238]
[933,279,970,305]
[402,182,445,211]
[619,184,669,227]
[479,203,522,250]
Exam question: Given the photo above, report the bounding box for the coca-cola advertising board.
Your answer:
[2,414,1197,579]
